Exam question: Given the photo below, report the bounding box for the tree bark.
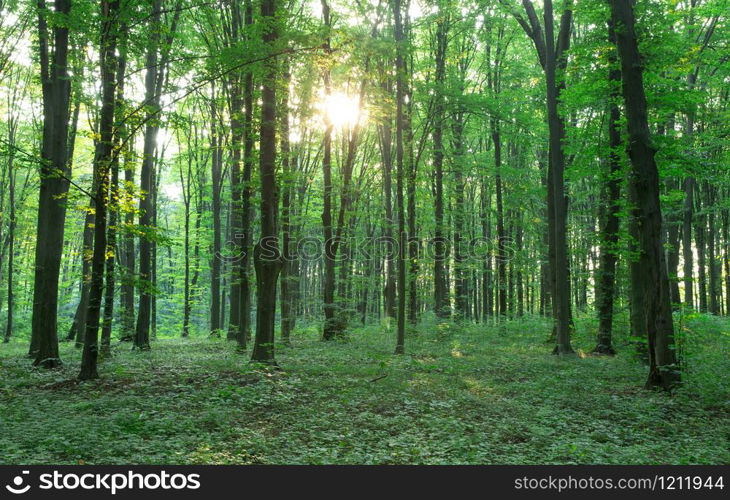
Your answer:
[251,0,281,364]
[512,0,573,353]
[79,0,120,380]
[609,0,680,390]
[280,56,294,344]
[120,138,135,341]
[432,4,450,319]
[593,19,622,355]
[134,0,163,351]
[320,0,339,340]
[393,0,406,353]
[209,83,223,337]
[30,0,73,368]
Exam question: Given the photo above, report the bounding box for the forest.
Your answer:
[0,0,728,465]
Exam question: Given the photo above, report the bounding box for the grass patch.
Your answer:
[0,314,727,464]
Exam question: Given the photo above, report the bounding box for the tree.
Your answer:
[609,0,680,390]
[79,0,121,380]
[29,0,74,368]
[135,0,182,350]
[134,0,164,351]
[393,0,407,353]
[506,0,574,354]
[251,0,282,364]
[431,0,450,319]
[593,19,622,356]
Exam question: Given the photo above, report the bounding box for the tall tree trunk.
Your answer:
[320,0,337,340]
[100,160,118,355]
[405,22,418,326]
[515,214,524,317]
[694,183,707,313]
[493,120,507,317]
[452,98,468,320]
[513,0,573,352]
[3,124,16,343]
[543,0,573,354]
[240,0,255,346]
[393,0,406,354]
[120,137,135,341]
[209,83,223,337]
[181,128,193,338]
[30,0,73,368]
[379,107,397,319]
[66,210,93,345]
[134,0,163,351]
[481,176,492,320]
[79,0,120,380]
[432,4,449,318]
[682,177,694,308]
[62,70,88,345]
[226,33,244,344]
[251,0,281,364]
[100,21,128,355]
[718,208,730,316]
[593,19,622,355]
[609,0,679,390]
[280,56,294,344]
[319,1,366,339]
[705,183,719,314]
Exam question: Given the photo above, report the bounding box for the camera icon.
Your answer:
[5,471,31,494]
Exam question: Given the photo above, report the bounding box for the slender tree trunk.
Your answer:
[593,20,622,355]
[481,176,492,320]
[722,206,730,316]
[394,0,406,353]
[79,0,120,380]
[3,133,16,343]
[380,110,397,319]
[251,0,281,364]
[240,0,255,347]
[320,0,339,340]
[432,5,449,318]
[280,56,294,344]
[209,83,223,337]
[705,183,719,314]
[452,107,468,320]
[682,176,695,308]
[134,0,163,351]
[63,75,87,344]
[694,183,707,313]
[100,149,119,355]
[66,210,93,345]
[515,215,524,317]
[493,119,507,317]
[405,31,418,326]
[181,133,193,338]
[227,72,244,344]
[120,138,135,340]
[100,22,128,355]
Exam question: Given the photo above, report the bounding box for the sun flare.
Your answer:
[321,91,364,129]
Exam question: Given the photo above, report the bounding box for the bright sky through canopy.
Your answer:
[322,91,364,129]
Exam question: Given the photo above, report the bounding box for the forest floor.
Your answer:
[0,314,728,465]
